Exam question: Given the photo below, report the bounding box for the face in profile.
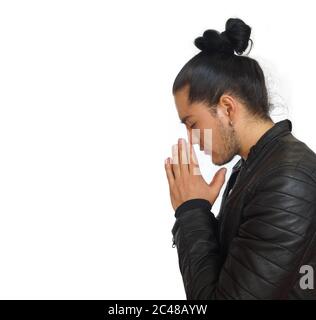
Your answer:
[174,86,241,166]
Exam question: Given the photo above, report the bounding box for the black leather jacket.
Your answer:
[171,119,316,299]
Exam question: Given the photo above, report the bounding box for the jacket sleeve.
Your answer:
[171,166,316,299]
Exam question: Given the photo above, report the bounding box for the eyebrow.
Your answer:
[180,115,192,124]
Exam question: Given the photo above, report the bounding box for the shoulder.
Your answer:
[245,163,316,223]
[271,133,316,174]
[249,133,316,191]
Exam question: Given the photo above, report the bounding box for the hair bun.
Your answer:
[225,18,252,55]
[194,18,252,56]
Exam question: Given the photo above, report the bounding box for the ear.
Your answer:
[217,94,238,123]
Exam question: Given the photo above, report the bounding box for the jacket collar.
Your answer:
[232,119,292,171]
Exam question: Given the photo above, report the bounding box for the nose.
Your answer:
[186,128,201,145]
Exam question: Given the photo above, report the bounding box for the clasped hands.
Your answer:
[164,138,227,212]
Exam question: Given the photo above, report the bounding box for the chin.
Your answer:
[211,152,225,166]
[211,158,221,165]
[211,153,220,165]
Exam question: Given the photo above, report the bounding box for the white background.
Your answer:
[0,0,315,299]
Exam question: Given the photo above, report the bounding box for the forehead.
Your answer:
[174,85,190,115]
[174,86,210,120]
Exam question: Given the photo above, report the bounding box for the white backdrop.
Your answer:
[0,0,315,299]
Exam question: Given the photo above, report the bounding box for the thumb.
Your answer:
[209,167,227,197]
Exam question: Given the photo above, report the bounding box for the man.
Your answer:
[164,85,316,300]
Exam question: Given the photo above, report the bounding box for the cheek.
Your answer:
[210,129,224,155]
[203,128,213,151]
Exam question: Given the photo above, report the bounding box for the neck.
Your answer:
[236,117,275,161]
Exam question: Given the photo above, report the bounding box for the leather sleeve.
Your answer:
[174,198,213,218]
[171,165,316,299]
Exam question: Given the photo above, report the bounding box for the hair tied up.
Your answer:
[194,17,253,56]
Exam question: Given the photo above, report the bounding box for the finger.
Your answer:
[209,167,227,191]
[178,138,189,175]
[171,144,180,178]
[186,128,193,146]
[164,157,175,187]
[188,140,200,175]
[186,129,198,174]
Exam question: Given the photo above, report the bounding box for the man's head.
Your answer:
[174,85,242,166]
[172,18,273,165]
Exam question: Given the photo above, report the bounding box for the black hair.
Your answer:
[172,17,272,121]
